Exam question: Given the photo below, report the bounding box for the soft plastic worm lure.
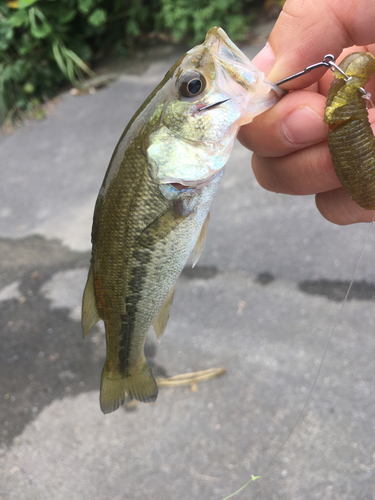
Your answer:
[324,52,375,210]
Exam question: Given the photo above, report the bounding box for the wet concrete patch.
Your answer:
[0,235,89,273]
[40,268,89,322]
[255,271,275,285]
[298,279,375,302]
[0,235,163,448]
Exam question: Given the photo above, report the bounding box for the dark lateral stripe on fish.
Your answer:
[118,313,131,373]
[117,250,152,374]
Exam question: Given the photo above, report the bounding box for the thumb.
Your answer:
[253,0,375,89]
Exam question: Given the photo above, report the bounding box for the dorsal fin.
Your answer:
[191,213,210,268]
[153,286,176,340]
[82,266,101,338]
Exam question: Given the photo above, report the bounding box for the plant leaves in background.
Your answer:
[16,0,40,8]
[88,8,107,27]
[77,0,95,15]
[0,0,266,124]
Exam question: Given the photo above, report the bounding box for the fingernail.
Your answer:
[282,106,327,145]
[252,43,275,76]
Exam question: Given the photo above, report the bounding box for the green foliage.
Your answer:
[157,0,256,44]
[0,0,262,124]
[0,0,157,123]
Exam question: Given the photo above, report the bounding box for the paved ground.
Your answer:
[1,24,375,500]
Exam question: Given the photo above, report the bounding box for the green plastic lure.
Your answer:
[324,52,375,210]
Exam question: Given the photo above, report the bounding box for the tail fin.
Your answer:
[100,358,158,414]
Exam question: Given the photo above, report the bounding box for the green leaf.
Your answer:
[28,7,51,38]
[18,33,40,54]
[65,56,75,82]
[88,8,107,27]
[0,22,13,49]
[59,8,76,24]
[23,82,35,93]
[18,0,40,8]
[51,39,95,83]
[8,9,29,27]
[65,48,95,78]
[0,39,10,51]
[126,18,140,37]
[2,60,27,82]
[52,39,67,75]
[77,0,95,14]
[30,21,51,38]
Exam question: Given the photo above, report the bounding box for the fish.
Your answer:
[82,26,284,414]
[324,52,375,210]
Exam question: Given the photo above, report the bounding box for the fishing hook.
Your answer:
[198,98,231,112]
[275,53,369,97]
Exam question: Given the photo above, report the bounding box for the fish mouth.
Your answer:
[203,27,285,99]
[203,27,249,65]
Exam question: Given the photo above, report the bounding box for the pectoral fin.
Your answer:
[153,286,176,340]
[82,266,100,338]
[191,213,210,268]
[136,208,186,248]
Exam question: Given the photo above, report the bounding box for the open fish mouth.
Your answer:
[203,26,285,101]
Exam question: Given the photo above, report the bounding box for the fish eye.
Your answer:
[179,71,206,98]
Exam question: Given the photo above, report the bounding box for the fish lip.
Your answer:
[202,27,285,103]
[203,27,253,71]
[203,27,241,57]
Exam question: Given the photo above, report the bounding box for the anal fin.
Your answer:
[82,266,100,338]
[191,212,210,268]
[153,286,176,340]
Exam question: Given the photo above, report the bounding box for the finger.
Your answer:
[255,0,375,88]
[238,91,327,157]
[251,141,340,196]
[315,189,375,225]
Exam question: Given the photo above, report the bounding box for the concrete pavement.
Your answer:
[1,29,375,500]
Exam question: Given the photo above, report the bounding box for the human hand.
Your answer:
[239,0,375,224]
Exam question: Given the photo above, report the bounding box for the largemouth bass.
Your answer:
[82,27,283,414]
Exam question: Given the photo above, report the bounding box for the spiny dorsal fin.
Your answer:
[82,266,101,338]
[191,213,210,268]
[153,286,176,340]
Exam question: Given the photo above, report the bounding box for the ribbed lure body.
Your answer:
[324,52,375,210]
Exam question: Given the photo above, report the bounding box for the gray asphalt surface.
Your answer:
[1,27,375,500]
